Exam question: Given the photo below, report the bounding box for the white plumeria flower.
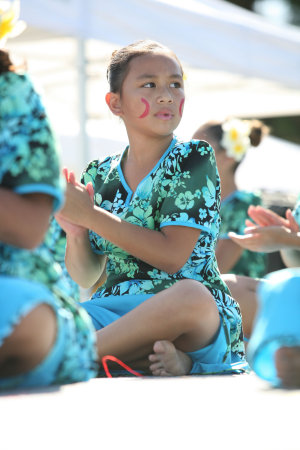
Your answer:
[221,118,251,162]
[0,0,26,46]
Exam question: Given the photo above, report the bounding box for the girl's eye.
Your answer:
[143,82,156,88]
[170,82,182,88]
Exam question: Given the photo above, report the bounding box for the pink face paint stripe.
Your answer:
[139,98,150,118]
[179,98,185,117]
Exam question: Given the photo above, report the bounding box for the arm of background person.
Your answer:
[215,239,244,273]
[0,188,53,249]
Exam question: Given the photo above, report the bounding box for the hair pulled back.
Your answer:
[106,40,183,93]
[0,49,14,74]
[195,118,269,150]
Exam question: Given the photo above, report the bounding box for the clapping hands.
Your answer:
[228,205,299,253]
[55,168,94,236]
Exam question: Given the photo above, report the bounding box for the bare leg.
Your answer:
[0,304,57,377]
[95,279,220,375]
[275,347,300,389]
[222,274,260,339]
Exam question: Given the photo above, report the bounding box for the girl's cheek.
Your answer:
[139,98,150,119]
[179,98,185,117]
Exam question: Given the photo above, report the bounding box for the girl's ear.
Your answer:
[105,92,122,116]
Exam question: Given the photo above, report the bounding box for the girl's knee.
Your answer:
[169,279,219,321]
[0,303,57,376]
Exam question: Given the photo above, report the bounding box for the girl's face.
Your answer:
[117,52,185,138]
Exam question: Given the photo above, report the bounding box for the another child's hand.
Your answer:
[229,225,295,253]
[285,209,299,232]
[246,205,298,231]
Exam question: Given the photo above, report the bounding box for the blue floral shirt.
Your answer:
[219,190,267,278]
[82,138,230,298]
[0,72,65,296]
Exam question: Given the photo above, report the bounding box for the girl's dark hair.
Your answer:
[194,118,270,171]
[0,50,14,74]
[106,40,183,93]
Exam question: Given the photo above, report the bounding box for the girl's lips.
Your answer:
[155,110,174,120]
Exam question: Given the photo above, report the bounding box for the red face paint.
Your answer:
[179,98,185,117]
[139,98,150,118]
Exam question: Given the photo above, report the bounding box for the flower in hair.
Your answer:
[221,118,251,162]
[0,0,26,45]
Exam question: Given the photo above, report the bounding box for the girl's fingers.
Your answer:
[69,171,77,185]
[86,182,94,202]
[62,167,69,182]
[244,226,258,234]
[245,219,255,227]
[286,209,300,232]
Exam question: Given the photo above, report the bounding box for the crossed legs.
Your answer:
[95,279,220,376]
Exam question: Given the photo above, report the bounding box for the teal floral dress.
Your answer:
[219,190,267,278]
[0,71,97,388]
[81,138,247,373]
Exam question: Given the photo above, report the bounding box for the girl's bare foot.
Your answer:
[148,340,193,376]
[275,347,300,388]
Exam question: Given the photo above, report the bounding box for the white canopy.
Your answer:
[21,0,300,88]
[6,0,300,196]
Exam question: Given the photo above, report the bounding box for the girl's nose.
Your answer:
[157,88,173,103]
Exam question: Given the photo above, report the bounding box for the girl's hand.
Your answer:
[247,205,287,227]
[246,205,298,231]
[285,208,299,232]
[55,169,94,236]
[228,225,294,253]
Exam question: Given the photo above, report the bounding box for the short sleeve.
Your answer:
[0,73,64,212]
[158,140,220,237]
[219,191,261,240]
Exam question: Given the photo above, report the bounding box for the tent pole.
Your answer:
[77,36,89,172]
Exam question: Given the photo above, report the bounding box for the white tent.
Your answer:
[6,0,300,196]
[20,0,300,88]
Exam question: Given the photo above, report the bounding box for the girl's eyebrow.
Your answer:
[137,73,183,80]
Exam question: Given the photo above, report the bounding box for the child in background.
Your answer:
[193,119,269,278]
[56,40,247,376]
[0,22,97,388]
[228,199,300,388]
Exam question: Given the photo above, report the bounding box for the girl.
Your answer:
[193,118,269,278]
[0,46,97,388]
[57,40,247,376]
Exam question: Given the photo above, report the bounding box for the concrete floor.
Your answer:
[1,372,299,450]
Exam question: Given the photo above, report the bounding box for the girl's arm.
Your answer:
[215,239,243,273]
[64,230,107,289]
[0,187,53,249]
[58,181,200,275]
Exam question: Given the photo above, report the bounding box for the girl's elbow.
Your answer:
[22,233,46,249]
[162,259,185,275]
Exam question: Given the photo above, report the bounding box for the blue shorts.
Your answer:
[81,291,248,375]
[0,276,98,390]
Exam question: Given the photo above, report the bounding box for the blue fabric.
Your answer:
[81,290,248,375]
[80,293,153,329]
[188,314,249,375]
[247,268,300,386]
[0,276,98,389]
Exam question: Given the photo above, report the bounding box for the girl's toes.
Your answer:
[149,361,163,372]
[148,353,159,363]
